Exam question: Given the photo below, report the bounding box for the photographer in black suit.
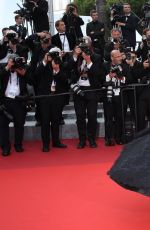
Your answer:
[112,3,139,49]
[104,28,129,62]
[0,54,30,156]
[27,0,49,32]
[62,3,84,41]
[68,44,102,148]
[136,28,150,62]
[34,51,68,152]
[25,31,54,126]
[103,50,132,146]
[0,29,28,65]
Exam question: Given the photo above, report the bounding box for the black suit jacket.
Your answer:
[34,62,68,95]
[117,14,139,48]
[68,53,103,89]
[62,14,84,39]
[0,67,28,99]
[52,33,76,51]
[86,21,105,49]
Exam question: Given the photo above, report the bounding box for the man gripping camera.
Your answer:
[0,54,31,156]
[68,42,103,149]
[103,50,132,146]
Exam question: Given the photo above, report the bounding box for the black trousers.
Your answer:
[0,98,26,149]
[103,96,123,140]
[73,91,98,142]
[39,95,66,147]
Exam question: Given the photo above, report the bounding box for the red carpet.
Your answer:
[0,138,150,230]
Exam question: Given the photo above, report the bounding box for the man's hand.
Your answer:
[5,59,14,71]
[115,22,125,27]
[15,68,26,76]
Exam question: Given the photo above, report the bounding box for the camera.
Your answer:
[70,83,84,97]
[110,65,123,78]
[141,2,150,28]
[142,2,150,12]
[68,6,75,15]
[14,0,34,21]
[47,51,59,59]
[14,57,26,69]
[6,31,18,44]
[110,3,123,24]
[9,56,26,70]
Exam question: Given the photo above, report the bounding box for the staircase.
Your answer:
[9,102,105,140]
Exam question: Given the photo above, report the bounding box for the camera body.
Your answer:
[142,2,150,12]
[47,51,59,59]
[141,2,150,27]
[110,3,123,24]
[68,6,75,15]
[110,65,123,78]
[70,83,84,97]
[9,56,26,70]
[14,0,35,21]
[6,31,18,45]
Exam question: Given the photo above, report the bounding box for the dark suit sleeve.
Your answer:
[34,0,48,14]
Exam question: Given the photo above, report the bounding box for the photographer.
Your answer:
[34,51,68,152]
[62,3,84,41]
[0,29,28,65]
[111,3,139,49]
[25,0,49,32]
[136,28,150,62]
[86,10,105,57]
[68,44,103,149]
[103,50,132,146]
[0,54,30,156]
[25,31,54,126]
[104,28,129,62]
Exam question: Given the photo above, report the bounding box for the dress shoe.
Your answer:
[105,138,115,146]
[42,146,50,152]
[77,141,86,149]
[115,139,123,145]
[53,143,67,148]
[89,140,97,148]
[15,146,24,152]
[2,147,11,156]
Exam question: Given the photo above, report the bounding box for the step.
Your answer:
[9,118,105,140]
[26,102,104,121]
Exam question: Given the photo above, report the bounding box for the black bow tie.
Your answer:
[59,33,65,36]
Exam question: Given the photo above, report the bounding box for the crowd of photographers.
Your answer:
[0,1,150,156]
